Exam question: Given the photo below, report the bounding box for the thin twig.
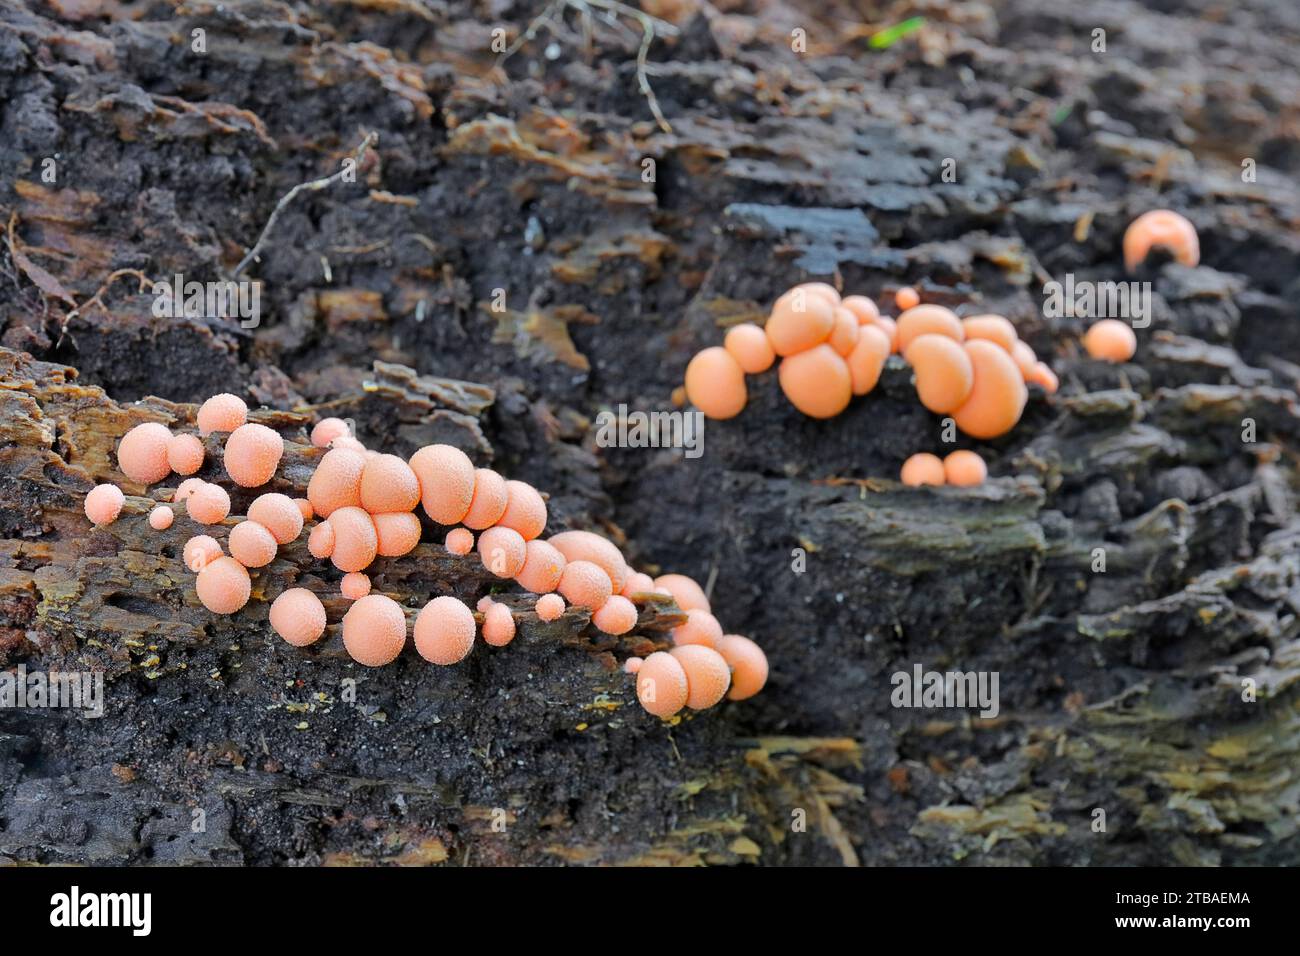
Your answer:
[232,132,378,279]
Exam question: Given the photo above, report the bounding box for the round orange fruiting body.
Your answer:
[951,340,1028,439]
[85,483,125,525]
[342,594,407,666]
[592,595,639,635]
[463,468,509,529]
[515,539,567,594]
[229,520,278,568]
[270,588,327,647]
[841,295,879,325]
[409,444,476,525]
[906,333,975,414]
[653,573,710,612]
[901,453,945,487]
[671,608,723,649]
[307,521,336,559]
[166,433,205,476]
[496,480,548,540]
[413,595,476,665]
[341,572,371,600]
[196,394,248,436]
[778,344,852,418]
[636,651,689,718]
[183,535,223,572]
[535,593,565,621]
[478,526,527,578]
[195,556,251,614]
[224,423,284,488]
[895,286,921,311]
[482,602,517,647]
[148,505,174,530]
[331,435,367,453]
[723,323,775,374]
[943,450,988,487]
[373,512,422,557]
[896,305,963,354]
[558,559,614,610]
[1123,209,1200,273]
[847,324,892,396]
[307,447,366,518]
[445,528,474,556]
[828,307,861,356]
[328,506,378,573]
[623,657,643,675]
[670,644,731,709]
[765,292,835,358]
[684,346,747,420]
[310,417,351,448]
[961,315,1018,353]
[359,454,420,515]
[548,531,629,593]
[117,422,173,484]
[1083,319,1137,363]
[621,571,656,597]
[186,482,231,524]
[247,493,304,545]
[716,635,768,700]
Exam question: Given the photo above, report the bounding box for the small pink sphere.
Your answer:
[515,539,566,594]
[623,657,643,675]
[671,608,723,649]
[186,483,231,525]
[477,526,527,578]
[463,468,509,530]
[173,477,206,502]
[310,417,351,448]
[196,394,248,436]
[359,454,420,515]
[229,520,278,568]
[148,505,174,530]
[482,602,517,647]
[535,593,565,621]
[592,595,638,635]
[558,560,613,611]
[270,588,327,647]
[195,556,251,614]
[166,433,205,476]
[183,535,223,572]
[84,483,125,525]
[445,527,475,556]
[373,512,422,558]
[342,594,407,666]
[117,422,173,484]
[414,595,476,665]
[224,423,284,488]
[248,493,304,545]
[307,521,336,559]
[340,572,371,600]
[496,480,548,540]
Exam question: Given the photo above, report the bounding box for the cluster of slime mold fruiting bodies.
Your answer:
[84,403,767,720]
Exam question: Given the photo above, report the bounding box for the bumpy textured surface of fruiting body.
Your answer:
[229,520,278,568]
[328,506,378,573]
[653,573,710,612]
[85,483,125,525]
[496,480,548,540]
[307,521,336,559]
[342,594,407,666]
[166,433,205,476]
[535,593,565,621]
[463,468,509,529]
[117,422,173,484]
[359,454,420,514]
[186,483,231,524]
[224,422,284,488]
[516,539,566,594]
[414,595,476,664]
[482,602,517,647]
[310,417,350,448]
[592,595,638,635]
[670,644,731,709]
[558,559,613,610]
[248,493,304,545]
[373,512,422,557]
[409,444,475,525]
[195,557,251,614]
[183,535,222,572]
[444,527,474,556]
[671,608,723,648]
[636,651,689,718]
[196,394,248,436]
[270,588,327,647]
[148,505,174,530]
[341,572,371,600]
[548,531,628,593]
[306,447,366,518]
[478,526,527,578]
